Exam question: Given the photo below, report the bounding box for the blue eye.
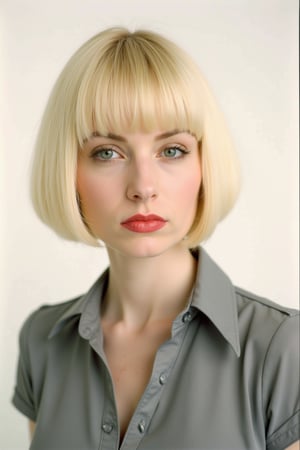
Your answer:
[162,146,188,159]
[91,148,120,160]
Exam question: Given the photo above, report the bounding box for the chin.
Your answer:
[105,235,185,259]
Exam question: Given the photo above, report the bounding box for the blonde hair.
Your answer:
[31,27,240,247]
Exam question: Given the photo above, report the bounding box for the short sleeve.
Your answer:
[12,311,39,421]
[263,314,300,450]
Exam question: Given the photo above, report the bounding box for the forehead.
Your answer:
[76,94,202,147]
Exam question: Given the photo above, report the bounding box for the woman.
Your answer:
[12,28,299,450]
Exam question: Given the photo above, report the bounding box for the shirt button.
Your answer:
[159,373,167,385]
[102,423,113,434]
[138,420,146,433]
[182,311,192,323]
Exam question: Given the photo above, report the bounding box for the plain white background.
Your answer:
[0,0,298,448]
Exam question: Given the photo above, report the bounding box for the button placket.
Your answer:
[119,313,191,450]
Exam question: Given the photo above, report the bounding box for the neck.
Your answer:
[101,245,197,330]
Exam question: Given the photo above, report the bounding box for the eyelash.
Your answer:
[90,147,120,161]
[161,145,190,159]
[89,145,190,162]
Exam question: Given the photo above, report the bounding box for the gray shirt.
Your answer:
[12,248,300,450]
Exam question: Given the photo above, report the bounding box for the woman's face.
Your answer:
[77,130,201,258]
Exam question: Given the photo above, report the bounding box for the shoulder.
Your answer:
[19,297,82,350]
[234,286,299,366]
[18,269,108,350]
[233,287,299,444]
[17,296,84,393]
[234,287,299,403]
[235,285,298,317]
[13,296,84,421]
[235,286,299,340]
[227,286,298,389]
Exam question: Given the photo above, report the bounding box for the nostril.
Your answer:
[127,188,158,201]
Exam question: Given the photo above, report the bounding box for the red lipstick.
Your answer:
[121,214,167,233]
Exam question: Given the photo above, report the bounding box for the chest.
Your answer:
[31,319,267,450]
[102,322,172,441]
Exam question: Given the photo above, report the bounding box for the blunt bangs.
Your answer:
[75,30,204,146]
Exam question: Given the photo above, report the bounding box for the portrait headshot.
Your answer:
[1,1,299,449]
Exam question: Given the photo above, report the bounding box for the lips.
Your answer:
[121,214,167,233]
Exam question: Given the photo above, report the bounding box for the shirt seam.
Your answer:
[261,315,297,435]
[235,287,298,317]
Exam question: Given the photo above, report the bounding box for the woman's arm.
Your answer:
[29,420,36,439]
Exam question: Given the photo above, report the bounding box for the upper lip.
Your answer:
[121,214,166,224]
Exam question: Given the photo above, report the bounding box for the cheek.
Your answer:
[76,170,112,214]
[176,170,202,205]
[77,172,98,204]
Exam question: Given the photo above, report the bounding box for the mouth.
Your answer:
[121,214,167,233]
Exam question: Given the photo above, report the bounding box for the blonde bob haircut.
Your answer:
[31,27,240,248]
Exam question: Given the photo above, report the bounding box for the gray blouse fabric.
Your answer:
[12,248,299,450]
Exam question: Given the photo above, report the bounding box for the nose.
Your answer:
[126,159,158,202]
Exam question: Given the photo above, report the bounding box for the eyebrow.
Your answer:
[89,129,190,142]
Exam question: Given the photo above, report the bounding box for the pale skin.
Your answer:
[29,130,299,449]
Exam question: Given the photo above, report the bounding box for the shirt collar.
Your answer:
[190,247,240,357]
[48,247,240,356]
